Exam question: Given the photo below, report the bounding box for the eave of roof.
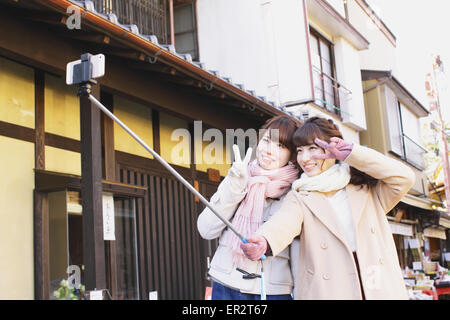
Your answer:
[36,0,286,117]
[355,0,396,47]
[361,69,429,117]
[307,0,370,51]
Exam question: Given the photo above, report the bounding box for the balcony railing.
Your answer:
[312,66,352,117]
[92,0,169,44]
[402,133,427,169]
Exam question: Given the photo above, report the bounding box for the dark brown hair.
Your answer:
[260,115,303,161]
[292,116,378,187]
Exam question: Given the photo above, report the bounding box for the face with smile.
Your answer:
[256,131,291,170]
[296,144,335,177]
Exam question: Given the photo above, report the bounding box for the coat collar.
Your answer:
[296,185,369,250]
[297,190,350,250]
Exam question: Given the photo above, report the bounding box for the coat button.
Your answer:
[371,227,376,234]
[322,274,330,280]
[320,242,328,249]
[379,258,384,265]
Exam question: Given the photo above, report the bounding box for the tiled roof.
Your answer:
[70,0,289,114]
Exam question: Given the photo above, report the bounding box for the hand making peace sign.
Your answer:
[312,137,353,162]
[227,144,253,192]
[229,144,253,178]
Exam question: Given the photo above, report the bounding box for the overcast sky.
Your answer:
[366,0,450,119]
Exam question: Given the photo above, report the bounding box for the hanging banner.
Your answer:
[102,193,116,241]
[439,216,450,229]
[388,221,413,237]
[423,227,446,240]
[408,238,421,249]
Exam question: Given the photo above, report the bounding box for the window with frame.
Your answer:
[309,29,341,116]
[91,1,199,61]
[92,0,169,44]
[385,85,426,169]
[41,177,142,301]
[173,0,199,61]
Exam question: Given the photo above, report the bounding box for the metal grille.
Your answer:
[402,133,426,169]
[312,65,352,117]
[118,165,210,299]
[92,0,168,43]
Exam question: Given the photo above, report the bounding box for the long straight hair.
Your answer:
[293,117,378,187]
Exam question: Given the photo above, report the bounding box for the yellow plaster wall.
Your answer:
[159,112,231,175]
[0,57,35,128]
[44,74,80,140]
[113,96,153,159]
[195,133,231,177]
[0,136,34,299]
[360,80,387,153]
[45,146,81,176]
[159,112,191,168]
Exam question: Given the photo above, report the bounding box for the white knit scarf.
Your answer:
[292,162,351,193]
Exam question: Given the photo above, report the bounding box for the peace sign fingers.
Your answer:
[233,144,242,163]
[243,146,253,166]
[233,144,253,165]
[230,144,252,181]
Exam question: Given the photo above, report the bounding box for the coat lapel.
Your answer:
[297,191,350,250]
[345,184,369,228]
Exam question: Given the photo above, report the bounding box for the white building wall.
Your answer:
[346,0,397,73]
[325,0,346,17]
[334,37,367,130]
[196,0,270,99]
[196,0,313,106]
[270,0,313,105]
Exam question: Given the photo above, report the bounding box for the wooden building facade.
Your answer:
[0,0,283,299]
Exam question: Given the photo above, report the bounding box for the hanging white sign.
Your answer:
[102,193,115,241]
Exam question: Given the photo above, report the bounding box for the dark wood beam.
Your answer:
[17,9,67,26]
[57,30,111,45]
[45,132,80,153]
[0,120,35,142]
[152,109,161,155]
[33,190,49,300]
[79,83,107,291]
[125,60,178,75]
[101,48,147,62]
[100,91,115,181]
[33,69,49,299]
[99,90,118,299]
[34,169,146,197]
[35,70,45,170]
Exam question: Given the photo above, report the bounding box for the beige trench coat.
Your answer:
[256,144,415,300]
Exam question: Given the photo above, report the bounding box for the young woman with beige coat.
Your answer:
[197,115,301,300]
[241,117,415,300]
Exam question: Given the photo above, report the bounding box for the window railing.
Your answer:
[312,66,352,117]
[402,133,427,169]
[92,0,169,44]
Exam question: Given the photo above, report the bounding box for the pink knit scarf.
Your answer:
[225,159,299,267]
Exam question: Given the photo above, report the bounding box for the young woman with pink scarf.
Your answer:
[197,115,301,300]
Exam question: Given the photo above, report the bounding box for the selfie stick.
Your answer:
[71,54,265,260]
